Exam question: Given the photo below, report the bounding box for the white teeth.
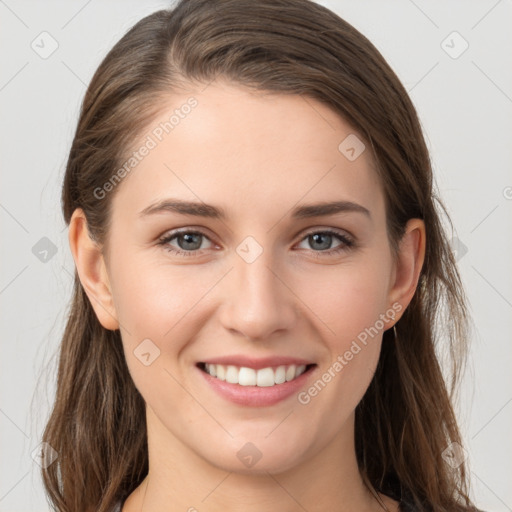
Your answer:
[225,365,239,384]
[205,363,216,377]
[274,365,286,384]
[256,367,275,387]
[203,363,309,387]
[238,367,256,386]
[216,364,226,381]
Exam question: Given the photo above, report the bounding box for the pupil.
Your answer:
[310,233,332,250]
[179,233,202,250]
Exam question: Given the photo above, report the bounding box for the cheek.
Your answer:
[109,252,226,355]
[295,258,392,346]
[109,257,214,404]
[294,268,386,441]
[292,255,391,409]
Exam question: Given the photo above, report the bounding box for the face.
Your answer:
[84,80,413,475]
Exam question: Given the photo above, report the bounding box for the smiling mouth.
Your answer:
[197,362,316,387]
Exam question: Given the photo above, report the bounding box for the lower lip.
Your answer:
[197,365,316,407]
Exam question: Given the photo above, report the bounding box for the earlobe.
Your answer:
[387,218,426,322]
[68,208,119,331]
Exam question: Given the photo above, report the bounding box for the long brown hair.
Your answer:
[42,1,477,510]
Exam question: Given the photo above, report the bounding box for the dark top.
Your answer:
[111,493,419,511]
[110,488,482,511]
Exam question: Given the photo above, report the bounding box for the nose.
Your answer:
[219,249,297,341]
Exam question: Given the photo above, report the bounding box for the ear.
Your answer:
[387,218,426,322]
[68,208,119,330]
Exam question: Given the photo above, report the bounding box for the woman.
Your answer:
[41,0,481,511]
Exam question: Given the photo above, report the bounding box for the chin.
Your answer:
[198,434,311,476]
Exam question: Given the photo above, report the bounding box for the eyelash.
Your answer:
[157,228,355,258]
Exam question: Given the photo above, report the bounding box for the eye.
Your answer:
[158,230,214,256]
[157,228,355,258]
[296,229,354,254]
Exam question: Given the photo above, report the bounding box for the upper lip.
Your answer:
[200,355,315,370]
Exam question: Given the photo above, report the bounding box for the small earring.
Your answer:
[392,325,398,340]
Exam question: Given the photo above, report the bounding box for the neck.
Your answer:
[123,408,390,512]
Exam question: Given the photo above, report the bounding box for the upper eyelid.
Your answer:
[299,226,352,238]
[159,229,217,249]
[159,226,216,240]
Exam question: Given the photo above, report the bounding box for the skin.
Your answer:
[69,80,425,512]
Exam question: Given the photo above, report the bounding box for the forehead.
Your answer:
[110,80,384,223]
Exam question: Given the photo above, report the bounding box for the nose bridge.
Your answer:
[220,241,296,340]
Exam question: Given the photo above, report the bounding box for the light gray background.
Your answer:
[1,1,511,510]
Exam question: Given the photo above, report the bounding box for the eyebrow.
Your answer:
[138,199,371,220]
